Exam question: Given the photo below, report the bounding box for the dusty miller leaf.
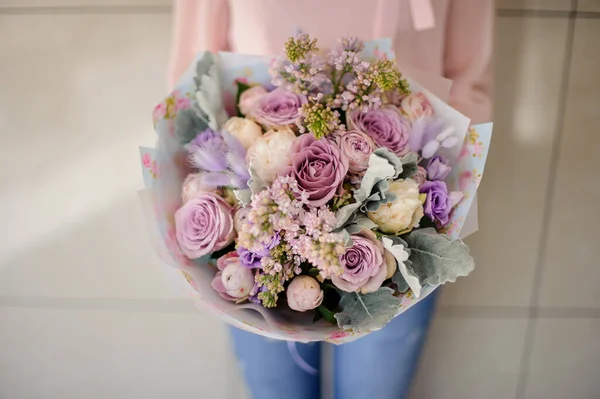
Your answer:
[398,152,419,179]
[247,165,267,196]
[335,150,400,228]
[334,287,402,333]
[381,236,423,296]
[174,108,208,145]
[233,189,252,206]
[403,227,475,288]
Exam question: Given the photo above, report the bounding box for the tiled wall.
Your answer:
[0,1,597,399]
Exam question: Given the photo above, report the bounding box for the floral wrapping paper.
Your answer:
[138,40,493,344]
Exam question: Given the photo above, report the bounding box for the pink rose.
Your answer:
[287,134,349,207]
[175,192,235,258]
[211,252,255,301]
[412,166,428,186]
[336,130,376,174]
[238,86,268,116]
[332,229,396,294]
[400,92,434,122]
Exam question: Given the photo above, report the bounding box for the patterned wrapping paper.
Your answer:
[138,40,493,344]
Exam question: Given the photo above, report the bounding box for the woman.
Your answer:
[168,1,493,398]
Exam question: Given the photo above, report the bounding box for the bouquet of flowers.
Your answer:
[139,34,492,343]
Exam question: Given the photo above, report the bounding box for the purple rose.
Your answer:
[420,180,451,225]
[427,156,451,181]
[287,134,349,207]
[348,106,411,156]
[332,229,395,294]
[174,192,235,259]
[336,130,376,174]
[250,87,307,129]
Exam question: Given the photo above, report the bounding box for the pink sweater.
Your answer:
[168,0,493,123]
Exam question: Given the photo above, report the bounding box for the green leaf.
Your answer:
[403,227,475,290]
[247,165,267,196]
[307,268,320,277]
[335,150,401,228]
[235,81,252,117]
[391,267,410,293]
[209,242,236,261]
[174,108,208,145]
[318,305,337,325]
[334,287,402,333]
[194,52,228,131]
[398,152,419,179]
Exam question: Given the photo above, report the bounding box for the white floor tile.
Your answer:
[523,319,600,399]
[0,307,237,399]
[497,0,573,11]
[0,14,186,299]
[538,19,600,309]
[440,17,570,307]
[409,317,528,399]
[578,0,600,12]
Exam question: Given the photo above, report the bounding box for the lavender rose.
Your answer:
[332,229,396,294]
[250,87,307,129]
[286,276,324,312]
[287,134,349,207]
[427,156,451,181]
[348,106,411,156]
[174,193,235,259]
[336,130,376,174]
[211,252,255,301]
[420,180,451,225]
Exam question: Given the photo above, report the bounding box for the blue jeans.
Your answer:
[230,291,437,399]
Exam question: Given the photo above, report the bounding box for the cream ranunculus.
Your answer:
[222,117,263,150]
[286,275,324,312]
[367,179,424,234]
[246,127,296,184]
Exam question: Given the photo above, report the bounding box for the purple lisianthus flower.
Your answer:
[250,87,307,129]
[427,156,451,181]
[286,134,349,207]
[348,106,411,156]
[237,247,264,269]
[237,233,280,269]
[420,180,451,225]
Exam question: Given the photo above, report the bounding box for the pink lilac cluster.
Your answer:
[172,33,468,316]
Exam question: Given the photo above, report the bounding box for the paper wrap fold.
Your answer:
[139,40,492,344]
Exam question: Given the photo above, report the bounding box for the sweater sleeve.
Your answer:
[443,0,494,124]
[167,0,230,91]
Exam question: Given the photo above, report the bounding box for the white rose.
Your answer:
[368,179,424,234]
[222,117,263,150]
[246,127,296,184]
[238,86,268,116]
[233,207,251,233]
[286,276,324,312]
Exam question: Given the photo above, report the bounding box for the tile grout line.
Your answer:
[2,296,599,318]
[514,1,578,398]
